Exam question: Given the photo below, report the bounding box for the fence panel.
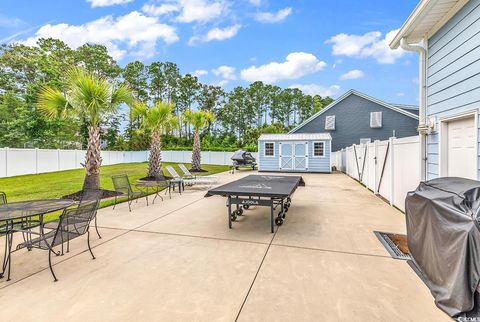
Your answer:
[392,136,420,211]
[335,136,420,212]
[366,142,376,191]
[58,150,77,171]
[0,148,248,178]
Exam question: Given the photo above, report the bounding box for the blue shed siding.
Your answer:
[258,141,280,170]
[293,94,418,151]
[258,140,331,173]
[426,0,480,180]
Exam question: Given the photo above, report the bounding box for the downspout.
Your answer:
[400,38,427,181]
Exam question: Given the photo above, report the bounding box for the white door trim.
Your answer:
[438,110,478,179]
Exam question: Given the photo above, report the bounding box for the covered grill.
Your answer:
[231,150,257,170]
[405,177,480,317]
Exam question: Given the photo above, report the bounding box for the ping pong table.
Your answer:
[206,175,305,233]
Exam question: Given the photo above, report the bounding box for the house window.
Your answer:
[313,142,325,157]
[325,115,335,130]
[264,142,274,156]
[370,112,382,128]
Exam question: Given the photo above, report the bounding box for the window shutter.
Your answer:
[370,112,382,128]
[325,115,335,130]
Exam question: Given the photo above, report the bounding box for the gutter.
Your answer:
[400,38,427,181]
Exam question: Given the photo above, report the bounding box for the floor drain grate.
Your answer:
[374,231,411,260]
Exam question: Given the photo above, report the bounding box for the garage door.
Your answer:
[447,116,476,179]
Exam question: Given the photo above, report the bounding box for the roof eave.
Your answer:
[390,0,468,49]
[390,0,435,49]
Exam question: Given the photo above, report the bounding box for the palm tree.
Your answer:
[131,101,177,178]
[37,67,132,190]
[183,110,215,171]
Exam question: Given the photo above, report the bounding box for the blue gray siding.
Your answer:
[426,0,480,179]
[258,140,331,172]
[293,94,418,151]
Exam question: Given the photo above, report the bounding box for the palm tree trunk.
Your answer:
[191,130,201,171]
[83,126,102,190]
[148,129,163,178]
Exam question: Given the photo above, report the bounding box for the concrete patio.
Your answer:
[0,171,449,321]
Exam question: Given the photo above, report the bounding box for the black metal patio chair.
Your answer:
[15,197,101,281]
[43,189,103,239]
[111,174,149,211]
[0,192,6,205]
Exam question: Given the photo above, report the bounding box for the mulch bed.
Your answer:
[62,189,121,201]
[138,176,173,182]
[386,233,409,255]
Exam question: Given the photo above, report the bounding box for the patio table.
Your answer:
[136,180,169,202]
[0,199,74,280]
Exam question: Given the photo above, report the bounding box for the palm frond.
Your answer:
[37,86,71,119]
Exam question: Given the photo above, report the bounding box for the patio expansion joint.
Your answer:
[234,227,279,322]
[0,195,207,290]
[271,243,394,259]
[130,229,271,246]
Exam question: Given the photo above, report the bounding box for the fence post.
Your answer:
[4,147,8,177]
[389,137,395,206]
[57,149,61,171]
[35,148,39,174]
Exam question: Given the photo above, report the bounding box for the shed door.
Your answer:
[294,143,307,170]
[447,116,476,179]
[280,143,293,170]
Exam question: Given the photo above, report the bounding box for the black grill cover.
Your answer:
[405,177,480,317]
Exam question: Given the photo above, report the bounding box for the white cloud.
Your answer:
[87,0,133,7]
[395,92,405,97]
[142,3,180,16]
[212,65,236,80]
[326,29,406,64]
[215,79,229,86]
[249,0,261,6]
[289,84,341,97]
[21,11,178,60]
[192,69,208,77]
[240,52,326,84]
[255,8,292,23]
[339,69,364,80]
[142,0,229,23]
[189,24,241,45]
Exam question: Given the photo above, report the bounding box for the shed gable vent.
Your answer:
[370,112,382,128]
[325,115,335,130]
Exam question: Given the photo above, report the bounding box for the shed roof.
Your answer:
[390,0,468,48]
[258,133,332,141]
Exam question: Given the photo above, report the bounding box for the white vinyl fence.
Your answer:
[331,136,420,212]
[0,148,255,178]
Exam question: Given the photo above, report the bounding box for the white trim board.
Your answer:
[289,89,419,134]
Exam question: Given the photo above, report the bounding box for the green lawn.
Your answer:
[0,162,229,221]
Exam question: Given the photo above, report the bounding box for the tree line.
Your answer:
[0,38,333,151]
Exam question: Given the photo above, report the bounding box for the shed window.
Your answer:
[264,142,274,156]
[325,115,335,130]
[313,142,325,157]
[370,112,382,128]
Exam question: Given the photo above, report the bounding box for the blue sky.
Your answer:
[0,0,420,104]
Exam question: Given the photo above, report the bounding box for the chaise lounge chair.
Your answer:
[177,164,219,186]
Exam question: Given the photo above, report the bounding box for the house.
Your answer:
[258,133,332,173]
[289,90,419,151]
[390,0,480,181]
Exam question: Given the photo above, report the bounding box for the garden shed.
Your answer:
[258,133,332,173]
